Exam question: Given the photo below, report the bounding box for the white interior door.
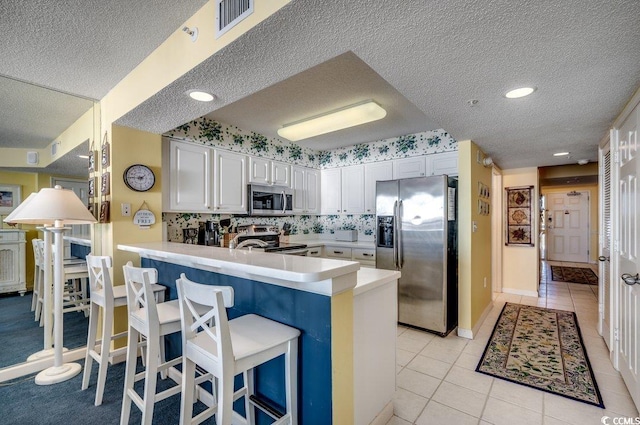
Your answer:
[599,139,613,349]
[546,192,590,263]
[615,103,640,410]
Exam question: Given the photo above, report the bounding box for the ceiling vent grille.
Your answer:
[216,0,253,39]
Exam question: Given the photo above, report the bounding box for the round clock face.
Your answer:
[123,164,155,192]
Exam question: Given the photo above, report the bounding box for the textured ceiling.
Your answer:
[1,0,640,176]
[116,0,640,169]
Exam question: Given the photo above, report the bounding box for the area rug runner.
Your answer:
[550,266,598,285]
[476,303,604,407]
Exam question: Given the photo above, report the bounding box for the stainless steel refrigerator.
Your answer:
[376,175,457,335]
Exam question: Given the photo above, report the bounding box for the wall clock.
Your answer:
[123,164,155,192]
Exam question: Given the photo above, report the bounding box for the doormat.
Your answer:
[476,303,604,408]
[550,266,598,285]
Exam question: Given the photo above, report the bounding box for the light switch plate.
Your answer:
[121,203,131,217]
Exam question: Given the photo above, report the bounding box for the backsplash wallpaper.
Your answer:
[163,117,457,242]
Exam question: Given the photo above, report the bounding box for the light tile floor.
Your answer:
[387,261,639,425]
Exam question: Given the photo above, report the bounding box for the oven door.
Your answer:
[249,184,293,216]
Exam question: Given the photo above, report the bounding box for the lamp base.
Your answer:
[26,347,68,362]
[34,362,82,385]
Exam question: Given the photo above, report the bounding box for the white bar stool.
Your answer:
[31,238,44,317]
[177,274,300,425]
[120,263,184,425]
[81,255,166,406]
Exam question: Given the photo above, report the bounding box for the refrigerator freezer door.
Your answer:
[376,180,399,271]
[398,176,448,333]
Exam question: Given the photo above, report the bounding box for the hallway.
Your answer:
[388,261,639,424]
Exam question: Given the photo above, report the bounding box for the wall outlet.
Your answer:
[121,203,131,217]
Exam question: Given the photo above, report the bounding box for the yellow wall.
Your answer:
[501,168,539,295]
[541,183,599,263]
[457,140,492,334]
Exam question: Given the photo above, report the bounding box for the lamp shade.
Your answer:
[6,185,97,226]
[3,192,38,224]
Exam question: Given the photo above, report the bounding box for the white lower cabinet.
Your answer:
[213,149,248,213]
[0,230,26,295]
[291,166,320,214]
[323,245,376,267]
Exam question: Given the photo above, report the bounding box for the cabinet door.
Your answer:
[364,162,393,213]
[393,157,426,179]
[214,150,247,213]
[429,151,458,176]
[305,168,320,214]
[291,166,306,213]
[321,168,342,214]
[342,165,365,213]
[169,140,212,211]
[271,161,291,186]
[248,156,270,184]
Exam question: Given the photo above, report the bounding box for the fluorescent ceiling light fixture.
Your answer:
[188,90,214,102]
[77,154,89,159]
[277,100,387,142]
[553,152,570,156]
[505,87,535,98]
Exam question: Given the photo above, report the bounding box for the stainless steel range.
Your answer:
[234,225,308,256]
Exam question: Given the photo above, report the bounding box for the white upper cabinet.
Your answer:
[214,149,247,213]
[292,166,320,214]
[321,166,365,214]
[393,156,426,179]
[166,139,212,212]
[364,162,393,214]
[428,151,458,176]
[321,168,342,214]
[249,156,291,186]
[341,165,365,214]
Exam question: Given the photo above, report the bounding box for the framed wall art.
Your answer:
[505,185,534,246]
[0,184,22,214]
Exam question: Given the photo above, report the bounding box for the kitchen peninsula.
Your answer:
[118,242,399,425]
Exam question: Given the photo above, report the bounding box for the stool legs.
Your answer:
[286,339,298,424]
[81,301,100,392]
[82,302,114,406]
[179,358,196,425]
[120,327,140,425]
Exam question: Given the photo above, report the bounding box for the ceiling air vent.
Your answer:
[216,0,253,39]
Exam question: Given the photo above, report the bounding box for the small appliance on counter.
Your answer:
[182,228,198,244]
[335,230,358,242]
[197,220,219,246]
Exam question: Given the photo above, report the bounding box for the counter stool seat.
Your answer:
[81,255,166,406]
[177,274,300,425]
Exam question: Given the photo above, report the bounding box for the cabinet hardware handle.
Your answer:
[621,273,640,286]
[598,256,610,262]
[363,253,373,257]
[334,251,343,254]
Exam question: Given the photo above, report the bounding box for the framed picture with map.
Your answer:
[505,185,534,246]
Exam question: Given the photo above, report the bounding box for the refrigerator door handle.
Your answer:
[398,199,403,268]
[393,200,399,269]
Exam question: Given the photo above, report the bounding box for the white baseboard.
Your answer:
[458,301,494,340]
[369,401,394,425]
[502,287,539,298]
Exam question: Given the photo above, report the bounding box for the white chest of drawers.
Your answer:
[0,229,26,295]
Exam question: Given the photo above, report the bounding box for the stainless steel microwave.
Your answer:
[248,184,293,216]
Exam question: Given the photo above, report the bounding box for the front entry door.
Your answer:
[616,103,640,410]
[546,192,590,263]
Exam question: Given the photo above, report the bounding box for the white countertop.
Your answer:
[354,268,401,296]
[295,238,375,249]
[64,235,91,246]
[118,242,361,296]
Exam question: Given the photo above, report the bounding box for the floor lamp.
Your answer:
[4,185,96,385]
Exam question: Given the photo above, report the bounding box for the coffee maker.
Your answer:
[198,221,219,246]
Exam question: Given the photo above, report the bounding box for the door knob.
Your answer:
[598,256,610,262]
[621,273,640,286]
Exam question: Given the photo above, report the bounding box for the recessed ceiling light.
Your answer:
[553,152,570,156]
[188,90,214,102]
[505,87,535,99]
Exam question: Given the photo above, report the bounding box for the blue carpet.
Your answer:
[0,292,89,369]
[0,357,200,424]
